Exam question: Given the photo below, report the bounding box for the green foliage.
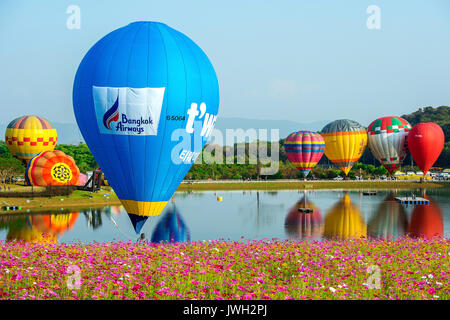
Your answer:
[0,141,25,173]
[55,143,98,173]
[0,141,97,175]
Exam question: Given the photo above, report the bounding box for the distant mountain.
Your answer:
[213,117,329,144]
[1,118,329,145]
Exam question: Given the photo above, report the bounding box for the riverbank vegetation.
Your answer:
[0,106,449,182]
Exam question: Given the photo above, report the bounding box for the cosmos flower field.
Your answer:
[0,238,448,300]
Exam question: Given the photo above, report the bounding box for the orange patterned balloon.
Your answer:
[25,150,80,186]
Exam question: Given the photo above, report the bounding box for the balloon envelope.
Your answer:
[321,120,367,175]
[5,115,57,164]
[407,122,444,175]
[284,131,324,177]
[77,172,88,186]
[25,150,80,186]
[367,116,411,174]
[72,22,219,221]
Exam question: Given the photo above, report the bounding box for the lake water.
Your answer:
[1,189,449,243]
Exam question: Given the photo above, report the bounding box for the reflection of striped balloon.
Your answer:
[367,116,411,174]
[284,196,322,239]
[25,150,80,186]
[284,131,324,177]
[324,193,366,239]
[321,120,367,175]
[5,115,57,164]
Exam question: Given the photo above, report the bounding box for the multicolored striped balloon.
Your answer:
[367,116,411,174]
[5,115,57,164]
[284,131,325,178]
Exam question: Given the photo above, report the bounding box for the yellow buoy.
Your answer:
[217,196,223,202]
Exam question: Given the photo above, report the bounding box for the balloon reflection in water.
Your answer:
[7,226,56,244]
[151,207,190,243]
[284,196,322,239]
[408,196,443,239]
[6,211,79,243]
[367,194,408,240]
[324,193,366,239]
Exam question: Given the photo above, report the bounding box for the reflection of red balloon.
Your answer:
[407,123,444,175]
[408,196,443,239]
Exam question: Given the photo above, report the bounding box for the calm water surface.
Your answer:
[1,189,449,243]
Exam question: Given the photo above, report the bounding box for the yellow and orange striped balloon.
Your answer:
[320,119,367,175]
[5,115,57,164]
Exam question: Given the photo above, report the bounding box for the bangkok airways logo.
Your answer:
[93,86,165,136]
[102,95,119,130]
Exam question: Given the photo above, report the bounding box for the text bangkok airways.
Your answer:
[115,114,154,134]
[93,86,165,136]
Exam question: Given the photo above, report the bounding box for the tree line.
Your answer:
[0,106,448,181]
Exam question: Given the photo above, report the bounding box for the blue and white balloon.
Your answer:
[73,22,219,232]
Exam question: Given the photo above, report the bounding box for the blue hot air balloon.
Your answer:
[72,22,219,232]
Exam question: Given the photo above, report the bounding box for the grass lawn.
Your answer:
[0,188,121,212]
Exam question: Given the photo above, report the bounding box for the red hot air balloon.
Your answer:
[407,123,445,175]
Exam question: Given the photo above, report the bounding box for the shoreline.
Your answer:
[1,180,449,213]
[176,179,450,191]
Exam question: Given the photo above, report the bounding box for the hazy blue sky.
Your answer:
[1,0,449,126]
